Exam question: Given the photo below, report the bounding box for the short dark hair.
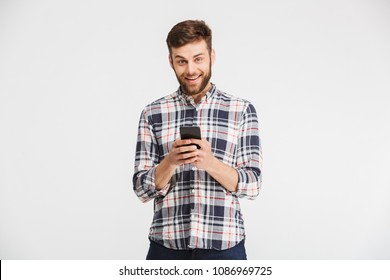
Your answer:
[166,20,212,55]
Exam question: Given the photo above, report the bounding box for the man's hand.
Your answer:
[154,139,198,190]
[166,139,199,166]
[156,138,238,193]
[186,138,214,171]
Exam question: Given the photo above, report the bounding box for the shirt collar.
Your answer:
[177,83,216,105]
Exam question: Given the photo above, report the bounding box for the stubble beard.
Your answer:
[175,63,212,97]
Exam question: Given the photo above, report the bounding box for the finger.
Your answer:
[179,150,198,159]
[189,139,203,148]
[176,139,192,147]
[176,145,198,154]
[180,153,202,164]
[178,156,198,165]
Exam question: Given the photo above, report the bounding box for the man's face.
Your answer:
[169,40,215,98]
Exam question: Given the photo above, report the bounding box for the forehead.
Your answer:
[171,40,209,59]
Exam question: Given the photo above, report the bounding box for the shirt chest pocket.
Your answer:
[208,125,240,166]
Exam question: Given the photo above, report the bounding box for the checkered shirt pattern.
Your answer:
[133,84,262,250]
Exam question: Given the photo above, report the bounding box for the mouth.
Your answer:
[185,75,201,83]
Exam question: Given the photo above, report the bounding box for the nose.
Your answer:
[186,61,196,76]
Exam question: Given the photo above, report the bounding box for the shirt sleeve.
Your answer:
[132,107,170,203]
[234,102,262,199]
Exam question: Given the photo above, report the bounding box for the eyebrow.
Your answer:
[174,53,205,60]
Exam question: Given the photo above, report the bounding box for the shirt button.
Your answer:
[191,189,195,193]
[192,166,197,171]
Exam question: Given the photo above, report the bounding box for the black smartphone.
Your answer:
[180,126,201,149]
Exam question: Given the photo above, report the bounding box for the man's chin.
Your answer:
[181,85,202,96]
[179,74,211,96]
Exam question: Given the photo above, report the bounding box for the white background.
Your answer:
[1,0,389,259]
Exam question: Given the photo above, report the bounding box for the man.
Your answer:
[133,20,262,260]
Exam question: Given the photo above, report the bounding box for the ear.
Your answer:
[168,54,174,69]
[210,49,216,65]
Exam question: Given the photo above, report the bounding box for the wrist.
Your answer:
[204,155,219,173]
[161,156,178,173]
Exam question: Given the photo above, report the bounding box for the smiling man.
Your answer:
[133,20,262,260]
[170,39,213,102]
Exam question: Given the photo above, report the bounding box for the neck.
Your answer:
[191,83,212,103]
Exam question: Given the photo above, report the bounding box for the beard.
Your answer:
[174,62,212,97]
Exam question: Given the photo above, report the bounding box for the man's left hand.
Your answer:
[187,138,216,171]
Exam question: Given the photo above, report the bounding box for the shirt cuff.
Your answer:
[234,168,247,197]
[146,167,171,197]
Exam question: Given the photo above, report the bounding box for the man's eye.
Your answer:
[195,57,203,62]
[177,60,186,65]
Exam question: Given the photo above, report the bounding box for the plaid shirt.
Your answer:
[133,84,262,250]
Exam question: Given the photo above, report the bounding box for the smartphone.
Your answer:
[180,126,201,149]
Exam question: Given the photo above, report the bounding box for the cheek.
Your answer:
[201,63,211,73]
[175,67,186,76]
[174,69,184,78]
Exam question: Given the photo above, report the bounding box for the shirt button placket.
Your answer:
[189,102,199,249]
[192,104,198,125]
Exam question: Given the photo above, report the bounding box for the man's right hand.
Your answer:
[154,139,198,190]
[166,139,199,166]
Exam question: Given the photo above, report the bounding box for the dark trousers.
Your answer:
[146,239,247,260]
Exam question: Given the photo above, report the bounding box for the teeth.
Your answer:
[187,76,199,80]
